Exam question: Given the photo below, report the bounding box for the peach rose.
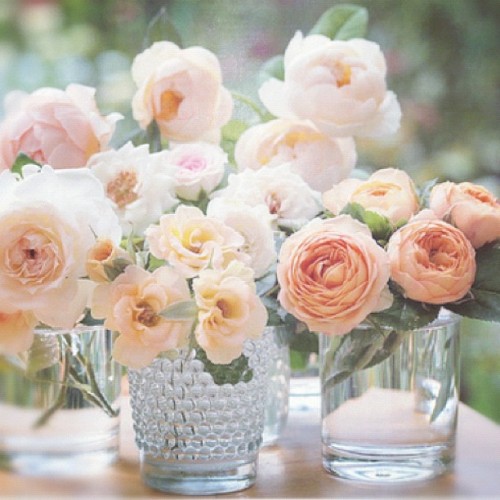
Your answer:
[131,41,233,142]
[234,118,356,192]
[259,33,401,137]
[193,261,268,364]
[91,265,193,369]
[277,215,392,336]
[0,165,121,329]
[387,218,476,304]
[430,181,500,248]
[323,168,420,224]
[0,84,121,170]
[86,238,133,283]
[0,309,37,355]
[145,205,248,278]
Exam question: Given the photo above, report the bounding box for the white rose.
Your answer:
[213,164,322,229]
[234,118,356,192]
[165,141,227,200]
[88,142,177,236]
[259,32,401,138]
[0,165,121,328]
[131,41,233,143]
[207,198,277,279]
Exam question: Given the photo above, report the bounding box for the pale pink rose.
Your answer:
[0,166,121,329]
[387,218,476,304]
[430,181,500,248]
[131,41,233,143]
[277,215,392,336]
[165,142,227,200]
[323,168,420,224]
[259,33,401,138]
[193,261,268,364]
[91,265,193,369]
[0,84,121,170]
[86,238,133,283]
[234,118,356,192]
[0,309,38,355]
[145,205,248,278]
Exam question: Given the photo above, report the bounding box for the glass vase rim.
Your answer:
[34,323,105,336]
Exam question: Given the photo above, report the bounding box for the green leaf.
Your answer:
[309,4,368,40]
[103,257,131,282]
[143,6,182,49]
[221,119,249,143]
[11,153,40,176]
[195,348,253,385]
[446,242,500,322]
[288,329,319,354]
[370,288,440,331]
[258,54,285,84]
[340,202,394,243]
[418,177,439,209]
[160,300,197,321]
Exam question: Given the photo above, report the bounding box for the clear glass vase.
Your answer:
[320,309,460,483]
[128,330,273,495]
[262,325,290,447]
[0,325,121,476]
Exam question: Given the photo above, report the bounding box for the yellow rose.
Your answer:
[193,261,268,364]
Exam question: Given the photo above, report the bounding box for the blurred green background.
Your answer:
[0,0,498,422]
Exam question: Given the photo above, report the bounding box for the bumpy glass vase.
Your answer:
[0,325,121,476]
[128,330,273,495]
[320,309,460,483]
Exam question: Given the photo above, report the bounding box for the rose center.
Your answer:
[136,301,159,327]
[265,192,282,215]
[157,90,184,121]
[107,171,139,209]
[217,299,231,318]
[178,156,207,172]
[331,61,352,87]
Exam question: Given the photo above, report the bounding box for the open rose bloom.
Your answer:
[0,84,121,170]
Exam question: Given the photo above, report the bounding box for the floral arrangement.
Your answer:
[0,3,498,393]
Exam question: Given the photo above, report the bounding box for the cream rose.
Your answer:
[145,205,248,278]
[277,215,392,336]
[387,218,476,304]
[259,33,401,137]
[0,309,38,355]
[131,41,233,142]
[430,181,500,248]
[91,265,192,369]
[207,198,277,279]
[86,238,133,283]
[323,168,420,224]
[234,118,356,192]
[193,261,268,364]
[212,164,321,229]
[0,165,121,329]
[164,141,227,200]
[0,84,121,170]
[88,142,177,236]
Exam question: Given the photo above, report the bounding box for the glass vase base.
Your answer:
[322,443,453,483]
[141,456,257,495]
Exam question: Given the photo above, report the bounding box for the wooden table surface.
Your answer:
[1,398,499,498]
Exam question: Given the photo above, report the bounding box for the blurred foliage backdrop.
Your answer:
[0,0,499,421]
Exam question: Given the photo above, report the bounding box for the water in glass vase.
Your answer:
[0,325,121,476]
[320,310,460,483]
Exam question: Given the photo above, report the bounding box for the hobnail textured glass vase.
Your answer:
[128,330,273,495]
[0,325,121,476]
[321,309,461,483]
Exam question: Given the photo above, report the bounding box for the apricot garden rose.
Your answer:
[429,181,500,248]
[277,215,392,336]
[259,33,401,138]
[234,118,356,192]
[387,218,476,304]
[0,309,37,356]
[91,265,193,369]
[193,261,268,364]
[323,168,420,224]
[0,84,121,170]
[131,41,233,143]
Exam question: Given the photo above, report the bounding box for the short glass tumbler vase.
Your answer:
[320,310,460,484]
[0,325,121,476]
[128,331,273,495]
